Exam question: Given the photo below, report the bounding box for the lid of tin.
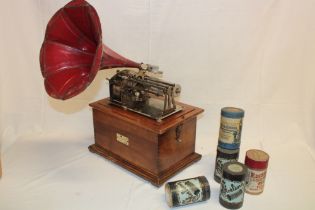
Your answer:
[221,107,245,118]
[245,149,269,170]
[165,183,173,207]
[198,176,211,200]
[222,162,247,181]
[217,146,240,154]
[217,146,240,159]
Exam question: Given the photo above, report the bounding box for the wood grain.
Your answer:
[89,98,204,186]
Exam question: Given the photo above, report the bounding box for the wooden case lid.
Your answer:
[90,98,204,134]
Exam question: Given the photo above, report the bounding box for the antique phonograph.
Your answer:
[40,0,203,186]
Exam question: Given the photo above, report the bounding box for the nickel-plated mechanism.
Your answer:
[109,64,182,121]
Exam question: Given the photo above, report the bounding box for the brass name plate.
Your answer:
[116,133,129,146]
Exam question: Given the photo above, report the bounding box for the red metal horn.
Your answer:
[40,0,141,100]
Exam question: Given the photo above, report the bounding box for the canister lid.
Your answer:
[221,107,245,118]
[198,176,211,200]
[245,149,269,170]
[217,146,240,154]
[222,162,247,181]
[165,183,175,207]
[217,146,240,159]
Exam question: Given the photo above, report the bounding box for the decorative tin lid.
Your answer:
[165,183,173,207]
[217,146,240,159]
[221,107,245,118]
[245,149,269,170]
[198,176,211,200]
[217,146,240,154]
[222,162,247,181]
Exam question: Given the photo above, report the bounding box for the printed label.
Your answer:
[245,168,267,193]
[219,117,243,144]
[215,158,237,179]
[175,178,203,206]
[220,179,245,204]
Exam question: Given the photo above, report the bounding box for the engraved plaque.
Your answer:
[116,133,129,146]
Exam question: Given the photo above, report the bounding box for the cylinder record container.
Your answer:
[219,162,247,209]
[245,149,269,195]
[214,147,240,183]
[165,176,210,207]
[218,107,244,150]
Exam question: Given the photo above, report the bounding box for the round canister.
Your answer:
[219,162,247,209]
[214,147,240,183]
[245,149,269,195]
[165,176,210,207]
[218,107,244,150]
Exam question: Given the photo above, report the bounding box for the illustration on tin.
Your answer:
[220,121,242,143]
[220,180,245,202]
[175,180,202,205]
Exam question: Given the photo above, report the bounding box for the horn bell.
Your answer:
[40,0,141,100]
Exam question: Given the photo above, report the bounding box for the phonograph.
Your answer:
[40,0,203,186]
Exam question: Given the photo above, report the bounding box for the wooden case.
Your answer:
[89,98,204,187]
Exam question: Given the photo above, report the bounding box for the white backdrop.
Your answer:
[1,0,315,209]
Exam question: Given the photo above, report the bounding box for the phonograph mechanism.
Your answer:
[39,0,203,186]
[108,66,182,121]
